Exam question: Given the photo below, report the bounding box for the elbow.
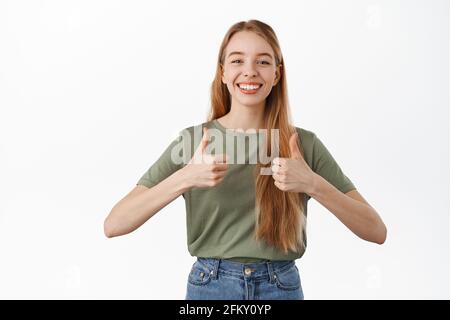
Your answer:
[104,209,134,238]
[374,235,386,245]
[359,219,387,245]
[373,222,387,245]
[104,219,115,238]
[104,215,121,238]
[377,228,387,245]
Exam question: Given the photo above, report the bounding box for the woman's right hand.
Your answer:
[181,127,229,190]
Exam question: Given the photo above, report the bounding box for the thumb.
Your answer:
[192,127,209,163]
[289,132,302,159]
[199,127,209,154]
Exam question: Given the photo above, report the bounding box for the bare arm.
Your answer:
[309,174,387,244]
[272,132,387,245]
[104,168,190,238]
[104,127,228,238]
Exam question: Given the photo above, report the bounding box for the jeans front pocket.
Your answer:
[274,264,301,291]
[188,261,212,286]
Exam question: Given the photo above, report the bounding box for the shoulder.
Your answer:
[294,126,318,148]
[178,121,212,136]
[173,121,216,147]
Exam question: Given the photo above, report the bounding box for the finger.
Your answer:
[271,165,286,174]
[272,157,285,166]
[272,172,287,183]
[272,172,281,182]
[194,127,209,154]
[273,180,296,192]
[273,180,286,191]
[211,172,226,181]
[215,171,227,179]
[200,127,209,154]
[214,176,226,185]
[212,153,229,164]
[191,127,209,164]
[271,164,282,173]
[212,163,228,172]
[289,132,302,160]
[202,154,216,164]
[273,173,296,184]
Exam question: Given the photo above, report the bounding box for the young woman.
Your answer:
[104,19,387,300]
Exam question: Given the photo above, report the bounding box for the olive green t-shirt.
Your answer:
[137,119,356,263]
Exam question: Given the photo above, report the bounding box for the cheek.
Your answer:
[224,82,237,95]
[224,73,239,88]
[225,75,236,85]
[262,71,276,84]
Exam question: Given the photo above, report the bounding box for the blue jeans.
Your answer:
[185,257,304,300]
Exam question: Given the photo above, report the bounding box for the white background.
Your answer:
[1,0,449,299]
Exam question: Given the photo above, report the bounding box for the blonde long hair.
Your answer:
[207,20,307,254]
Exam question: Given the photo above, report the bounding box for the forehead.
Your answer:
[225,31,274,58]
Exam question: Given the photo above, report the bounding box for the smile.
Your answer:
[236,83,263,94]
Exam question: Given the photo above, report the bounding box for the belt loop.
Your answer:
[210,258,220,279]
[266,260,275,283]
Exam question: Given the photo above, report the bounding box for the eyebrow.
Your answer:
[227,51,274,60]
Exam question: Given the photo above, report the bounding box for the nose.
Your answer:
[243,63,258,78]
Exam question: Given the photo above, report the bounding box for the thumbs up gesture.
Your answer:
[182,127,229,189]
[272,132,315,195]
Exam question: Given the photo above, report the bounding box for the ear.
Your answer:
[273,65,282,86]
[220,64,226,84]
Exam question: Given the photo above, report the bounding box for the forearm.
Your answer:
[308,173,386,244]
[106,168,190,237]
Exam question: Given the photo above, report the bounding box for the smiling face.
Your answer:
[221,31,281,108]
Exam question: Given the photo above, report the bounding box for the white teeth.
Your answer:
[238,84,261,90]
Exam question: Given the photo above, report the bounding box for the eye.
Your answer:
[231,59,270,65]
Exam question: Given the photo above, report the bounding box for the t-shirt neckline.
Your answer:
[212,119,260,135]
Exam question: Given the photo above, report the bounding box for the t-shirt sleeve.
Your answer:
[136,134,185,189]
[311,133,356,194]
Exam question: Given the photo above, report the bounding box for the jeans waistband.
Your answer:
[196,257,296,282]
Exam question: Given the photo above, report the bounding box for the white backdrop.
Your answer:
[1,0,449,299]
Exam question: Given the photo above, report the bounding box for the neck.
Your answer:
[218,100,265,131]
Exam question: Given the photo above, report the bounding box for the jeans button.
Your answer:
[244,268,252,275]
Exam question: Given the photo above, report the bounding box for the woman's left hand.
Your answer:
[272,132,316,195]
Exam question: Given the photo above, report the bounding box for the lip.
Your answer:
[236,82,262,95]
[237,82,263,86]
